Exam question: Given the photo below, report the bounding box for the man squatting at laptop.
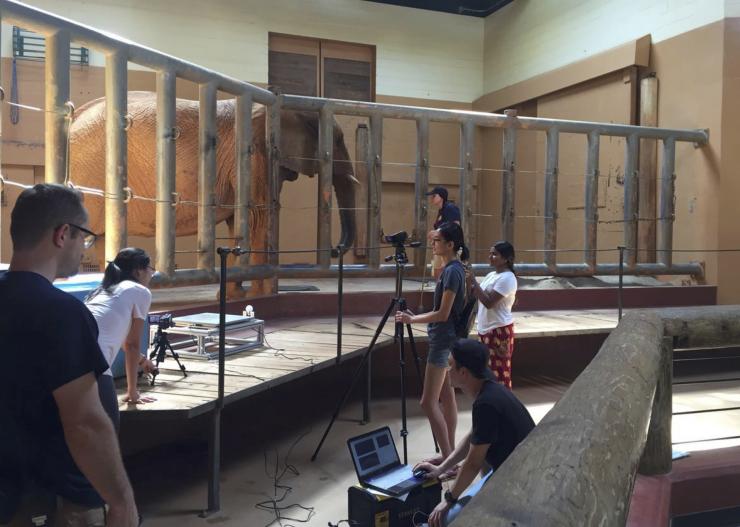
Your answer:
[414,339,535,527]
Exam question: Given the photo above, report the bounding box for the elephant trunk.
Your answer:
[333,173,356,253]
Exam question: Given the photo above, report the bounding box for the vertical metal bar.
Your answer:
[657,138,676,267]
[198,82,218,272]
[104,50,128,262]
[459,120,475,256]
[44,30,70,185]
[336,244,344,364]
[0,19,2,263]
[354,124,369,259]
[414,117,430,271]
[206,247,229,515]
[368,114,383,269]
[639,336,673,476]
[317,106,334,268]
[618,246,624,320]
[155,70,176,277]
[544,128,559,271]
[623,134,639,268]
[266,99,282,272]
[501,110,517,242]
[584,131,600,270]
[235,94,253,267]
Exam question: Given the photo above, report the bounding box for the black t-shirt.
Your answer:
[0,271,110,509]
[433,201,461,229]
[471,380,535,471]
[427,260,466,347]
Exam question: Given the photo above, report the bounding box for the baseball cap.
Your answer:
[451,339,494,380]
[425,186,448,201]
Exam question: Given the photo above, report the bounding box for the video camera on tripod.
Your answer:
[383,231,421,265]
[147,312,186,385]
[148,312,173,330]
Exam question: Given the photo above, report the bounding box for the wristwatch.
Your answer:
[444,490,458,505]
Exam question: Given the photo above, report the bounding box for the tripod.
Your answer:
[148,324,187,386]
[311,240,434,464]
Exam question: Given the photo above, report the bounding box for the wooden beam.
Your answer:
[638,76,658,263]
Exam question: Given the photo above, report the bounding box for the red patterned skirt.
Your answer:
[478,323,515,389]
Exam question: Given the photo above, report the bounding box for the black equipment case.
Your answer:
[348,480,442,527]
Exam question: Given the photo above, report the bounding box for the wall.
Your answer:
[483,0,729,95]
[5,0,483,103]
[717,18,740,303]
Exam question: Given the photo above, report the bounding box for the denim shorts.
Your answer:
[427,340,452,368]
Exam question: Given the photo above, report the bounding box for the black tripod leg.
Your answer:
[149,343,164,386]
[397,319,408,465]
[311,297,398,462]
[166,341,188,378]
[406,324,440,453]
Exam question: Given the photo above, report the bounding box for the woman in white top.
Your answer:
[85,247,157,428]
[467,241,517,389]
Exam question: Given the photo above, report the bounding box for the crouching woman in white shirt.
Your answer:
[467,241,517,389]
[85,247,157,429]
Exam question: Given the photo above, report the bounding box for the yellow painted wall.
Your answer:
[5,0,483,102]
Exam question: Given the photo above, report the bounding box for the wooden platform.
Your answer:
[118,309,621,420]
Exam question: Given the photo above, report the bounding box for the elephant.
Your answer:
[69,91,357,296]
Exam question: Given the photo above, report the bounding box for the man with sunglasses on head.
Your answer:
[0,184,138,527]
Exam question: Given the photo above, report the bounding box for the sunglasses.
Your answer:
[67,223,99,249]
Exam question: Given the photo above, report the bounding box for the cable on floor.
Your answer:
[254,429,316,527]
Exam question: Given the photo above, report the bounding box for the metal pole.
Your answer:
[204,247,230,515]
[44,30,70,185]
[281,95,708,143]
[414,118,430,271]
[368,114,383,269]
[502,110,517,242]
[459,120,475,252]
[104,50,128,262]
[618,246,625,320]
[584,131,600,271]
[623,134,639,268]
[318,106,334,268]
[198,82,218,272]
[266,98,282,272]
[155,70,176,277]
[336,244,344,364]
[235,94,253,268]
[544,128,559,271]
[657,138,676,267]
[355,124,369,259]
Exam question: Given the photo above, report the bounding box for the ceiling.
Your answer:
[364,0,514,18]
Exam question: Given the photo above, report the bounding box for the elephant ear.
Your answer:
[279,110,321,178]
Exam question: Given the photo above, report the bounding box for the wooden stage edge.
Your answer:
[117,306,664,422]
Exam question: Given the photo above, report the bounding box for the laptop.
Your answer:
[347,426,426,497]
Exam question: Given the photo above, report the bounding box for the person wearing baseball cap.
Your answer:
[414,338,535,527]
[426,186,461,279]
[426,186,460,230]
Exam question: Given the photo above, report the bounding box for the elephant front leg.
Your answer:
[247,241,277,298]
[221,218,277,300]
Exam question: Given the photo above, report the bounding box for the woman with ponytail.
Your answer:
[467,241,517,389]
[396,221,468,465]
[85,247,157,427]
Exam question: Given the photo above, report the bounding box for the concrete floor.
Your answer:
[126,382,563,527]
[124,367,740,527]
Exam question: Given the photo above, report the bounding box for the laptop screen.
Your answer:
[348,427,400,479]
